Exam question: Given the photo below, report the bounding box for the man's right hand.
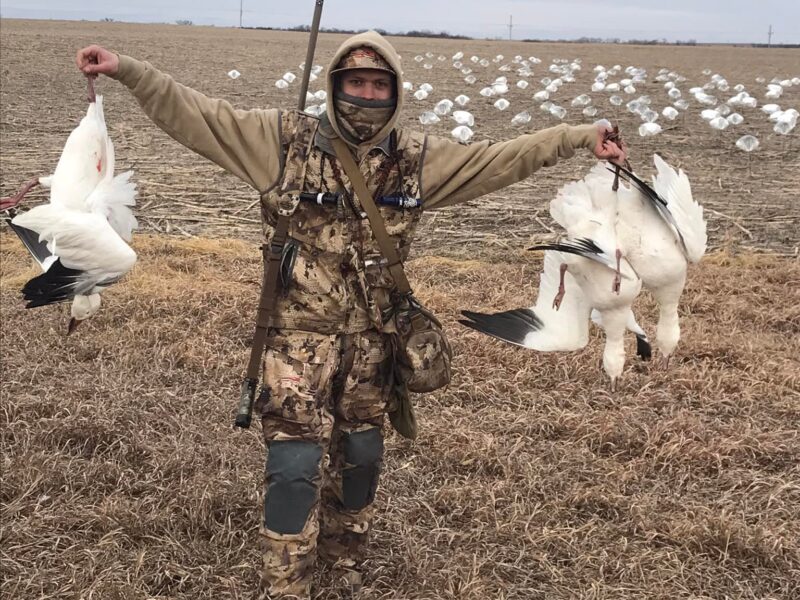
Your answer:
[75,45,119,77]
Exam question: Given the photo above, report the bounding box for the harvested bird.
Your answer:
[462,164,644,390]
[461,155,706,386]
[1,77,138,334]
[612,156,706,365]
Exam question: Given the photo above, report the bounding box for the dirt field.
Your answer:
[1,19,799,600]
[0,19,798,256]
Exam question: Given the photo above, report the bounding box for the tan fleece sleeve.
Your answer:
[112,55,282,193]
[420,123,598,210]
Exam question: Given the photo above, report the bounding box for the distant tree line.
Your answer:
[248,25,471,39]
[99,19,797,46]
[522,36,799,48]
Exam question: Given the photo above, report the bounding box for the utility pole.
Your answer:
[767,24,773,47]
[508,15,513,40]
[239,0,243,28]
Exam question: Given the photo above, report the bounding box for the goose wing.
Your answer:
[11,204,136,282]
[610,161,690,258]
[651,155,707,263]
[460,251,592,351]
[3,215,57,271]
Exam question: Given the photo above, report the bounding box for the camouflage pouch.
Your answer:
[384,292,453,394]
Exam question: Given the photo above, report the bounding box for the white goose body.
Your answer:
[48,97,109,211]
[614,156,706,360]
[9,94,138,331]
[461,155,706,386]
[462,164,643,388]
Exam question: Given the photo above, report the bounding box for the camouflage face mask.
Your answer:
[334,92,396,143]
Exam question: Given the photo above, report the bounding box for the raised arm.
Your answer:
[420,123,625,210]
[76,45,282,193]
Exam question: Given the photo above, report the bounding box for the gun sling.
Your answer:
[236,213,290,428]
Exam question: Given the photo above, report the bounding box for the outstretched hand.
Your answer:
[75,45,119,77]
[593,120,627,166]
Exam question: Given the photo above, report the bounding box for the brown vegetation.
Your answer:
[2,235,798,599]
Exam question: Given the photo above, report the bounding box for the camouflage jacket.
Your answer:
[261,109,426,333]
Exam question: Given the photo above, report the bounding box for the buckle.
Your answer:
[363,257,389,268]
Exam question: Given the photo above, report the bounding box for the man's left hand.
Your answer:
[593,122,627,165]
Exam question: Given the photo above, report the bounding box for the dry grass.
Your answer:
[1,233,798,599]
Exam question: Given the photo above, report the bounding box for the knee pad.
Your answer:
[342,427,384,511]
[264,440,323,534]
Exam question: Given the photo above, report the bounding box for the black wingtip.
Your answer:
[21,259,81,308]
[635,334,652,361]
[459,308,543,348]
[7,220,53,266]
[529,238,603,256]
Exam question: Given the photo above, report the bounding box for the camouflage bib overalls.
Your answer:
[255,110,425,598]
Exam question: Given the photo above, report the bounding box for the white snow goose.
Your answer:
[461,155,706,386]
[611,155,706,365]
[462,163,645,390]
[1,76,138,334]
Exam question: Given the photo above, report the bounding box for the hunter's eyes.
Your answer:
[347,79,390,88]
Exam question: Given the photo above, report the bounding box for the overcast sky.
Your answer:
[1,1,798,44]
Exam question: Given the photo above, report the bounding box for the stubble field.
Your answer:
[1,19,799,600]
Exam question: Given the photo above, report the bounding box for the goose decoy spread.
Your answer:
[1,75,138,334]
[461,154,706,388]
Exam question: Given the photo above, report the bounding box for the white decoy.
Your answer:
[2,79,137,334]
[461,155,706,386]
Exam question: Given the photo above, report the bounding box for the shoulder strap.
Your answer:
[235,212,290,428]
[246,215,290,378]
[237,114,313,427]
[331,137,412,295]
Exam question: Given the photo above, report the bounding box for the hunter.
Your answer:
[76,31,625,599]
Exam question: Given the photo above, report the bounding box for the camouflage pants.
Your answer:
[257,329,390,599]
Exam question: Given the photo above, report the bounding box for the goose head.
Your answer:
[68,293,102,335]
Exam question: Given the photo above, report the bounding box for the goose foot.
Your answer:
[552,263,568,310]
[611,248,622,294]
[87,73,97,103]
[0,178,39,211]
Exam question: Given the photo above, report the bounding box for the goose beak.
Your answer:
[67,318,82,335]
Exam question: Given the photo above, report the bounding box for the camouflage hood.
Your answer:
[325,30,404,151]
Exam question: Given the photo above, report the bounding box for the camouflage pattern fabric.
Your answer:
[333,97,395,143]
[330,46,394,75]
[259,111,425,335]
[257,329,390,599]
[255,110,426,598]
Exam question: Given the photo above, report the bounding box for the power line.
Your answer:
[767,24,773,47]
